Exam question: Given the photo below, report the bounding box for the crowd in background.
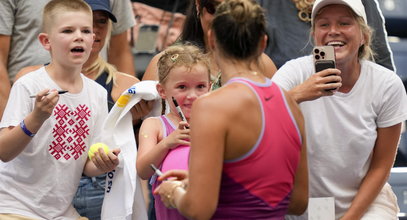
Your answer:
[0,0,406,220]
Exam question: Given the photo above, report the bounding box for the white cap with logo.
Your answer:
[311,0,367,25]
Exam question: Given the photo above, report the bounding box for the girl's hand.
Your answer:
[163,121,190,149]
[32,89,60,123]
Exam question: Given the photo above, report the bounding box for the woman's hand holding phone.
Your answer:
[289,67,342,103]
[313,46,342,91]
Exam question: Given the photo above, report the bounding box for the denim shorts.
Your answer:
[73,174,106,220]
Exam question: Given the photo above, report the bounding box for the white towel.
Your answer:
[101,80,162,220]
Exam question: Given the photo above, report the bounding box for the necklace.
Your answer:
[291,0,314,22]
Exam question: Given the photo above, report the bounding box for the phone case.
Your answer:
[313,46,337,90]
[313,46,336,72]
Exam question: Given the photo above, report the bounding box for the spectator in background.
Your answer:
[258,0,395,70]
[142,0,277,88]
[106,0,135,75]
[130,0,188,79]
[0,0,136,119]
[272,0,407,218]
[132,0,189,14]
[131,0,188,51]
[74,1,144,218]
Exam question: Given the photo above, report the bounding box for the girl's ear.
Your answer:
[38,33,51,51]
[156,83,166,99]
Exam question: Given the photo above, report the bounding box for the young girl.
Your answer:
[136,43,211,220]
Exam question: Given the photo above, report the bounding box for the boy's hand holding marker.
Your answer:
[31,89,64,123]
[30,90,68,98]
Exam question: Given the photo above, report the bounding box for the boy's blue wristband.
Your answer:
[20,120,35,137]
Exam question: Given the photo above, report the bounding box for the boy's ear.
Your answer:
[156,83,166,99]
[38,33,51,51]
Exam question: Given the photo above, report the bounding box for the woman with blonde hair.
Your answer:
[273,0,407,219]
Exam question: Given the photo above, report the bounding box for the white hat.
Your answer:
[311,0,367,25]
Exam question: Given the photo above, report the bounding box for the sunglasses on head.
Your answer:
[201,0,220,15]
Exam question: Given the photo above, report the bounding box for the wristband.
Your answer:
[20,120,35,137]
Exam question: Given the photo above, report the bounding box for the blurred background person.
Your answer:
[141,0,277,88]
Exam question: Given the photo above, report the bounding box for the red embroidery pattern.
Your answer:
[49,104,91,160]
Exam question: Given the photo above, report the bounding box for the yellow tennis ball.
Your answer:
[88,143,110,160]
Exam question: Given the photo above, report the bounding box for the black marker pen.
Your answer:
[172,97,189,129]
[30,90,68,98]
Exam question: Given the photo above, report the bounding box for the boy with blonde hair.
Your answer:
[0,0,120,219]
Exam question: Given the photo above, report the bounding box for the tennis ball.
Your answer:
[88,143,110,160]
